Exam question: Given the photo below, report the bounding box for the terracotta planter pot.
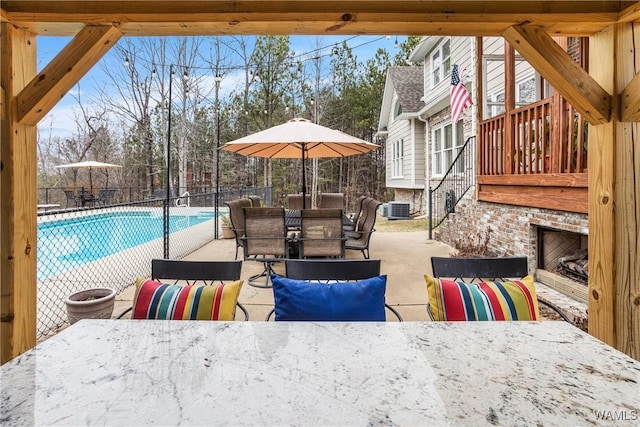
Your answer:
[65,288,116,325]
[221,225,235,239]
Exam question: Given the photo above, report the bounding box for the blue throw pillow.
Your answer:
[271,274,387,321]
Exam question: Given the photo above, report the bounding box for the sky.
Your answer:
[37,35,407,141]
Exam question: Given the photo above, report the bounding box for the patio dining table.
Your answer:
[1,320,638,426]
[76,188,95,207]
[285,209,352,229]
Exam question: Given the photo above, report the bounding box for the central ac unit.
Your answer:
[388,202,410,220]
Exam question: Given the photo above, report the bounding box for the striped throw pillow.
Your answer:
[132,277,243,320]
[424,275,539,321]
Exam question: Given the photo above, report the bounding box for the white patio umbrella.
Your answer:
[56,160,122,193]
[221,118,379,208]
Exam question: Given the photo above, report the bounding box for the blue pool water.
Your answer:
[38,211,212,280]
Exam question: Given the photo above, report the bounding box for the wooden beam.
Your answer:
[474,37,483,122]
[504,42,515,174]
[588,22,640,360]
[588,25,617,352]
[1,23,38,364]
[477,173,588,187]
[5,21,622,38]
[16,25,122,126]
[477,184,588,213]
[612,23,640,359]
[617,1,640,23]
[503,24,611,125]
[3,0,629,15]
[620,71,640,121]
[0,1,631,37]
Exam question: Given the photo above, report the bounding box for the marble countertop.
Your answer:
[1,320,639,426]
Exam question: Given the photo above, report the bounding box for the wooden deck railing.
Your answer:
[476,96,588,214]
[479,96,587,176]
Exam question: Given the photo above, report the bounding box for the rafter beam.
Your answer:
[621,72,640,121]
[503,24,611,125]
[618,1,640,23]
[0,0,632,37]
[15,25,122,125]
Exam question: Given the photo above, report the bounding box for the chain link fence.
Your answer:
[36,187,272,339]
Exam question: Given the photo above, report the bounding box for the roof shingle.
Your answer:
[389,66,424,113]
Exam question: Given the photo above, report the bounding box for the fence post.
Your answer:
[428,186,433,240]
[214,188,219,240]
[163,199,169,259]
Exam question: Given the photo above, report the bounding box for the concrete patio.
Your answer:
[114,226,587,322]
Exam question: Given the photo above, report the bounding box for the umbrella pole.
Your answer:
[89,167,93,194]
[301,144,307,209]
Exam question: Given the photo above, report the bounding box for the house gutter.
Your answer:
[411,118,416,186]
[417,112,430,205]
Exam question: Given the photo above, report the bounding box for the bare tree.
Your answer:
[98,39,157,196]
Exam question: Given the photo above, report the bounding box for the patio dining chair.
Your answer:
[345,197,382,259]
[266,259,403,321]
[287,193,311,210]
[299,208,345,259]
[96,188,116,206]
[318,193,344,210]
[225,198,252,260]
[343,195,367,233]
[241,207,289,288]
[63,189,78,208]
[117,259,249,321]
[248,195,262,207]
[428,256,570,322]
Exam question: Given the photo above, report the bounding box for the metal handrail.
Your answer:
[429,136,475,239]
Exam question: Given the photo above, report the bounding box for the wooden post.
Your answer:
[1,23,38,364]
[504,41,515,174]
[550,38,568,174]
[475,36,483,199]
[589,23,640,359]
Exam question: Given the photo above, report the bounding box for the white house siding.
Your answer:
[391,120,426,213]
[386,116,425,190]
[416,36,475,215]
[484,37,538,118]
[422,37,473,109]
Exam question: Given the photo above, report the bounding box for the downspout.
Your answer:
[410,117,418,214]
[417,113,430,216]
[410,118,416,186]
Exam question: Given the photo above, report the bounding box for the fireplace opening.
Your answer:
[537,227,588,285]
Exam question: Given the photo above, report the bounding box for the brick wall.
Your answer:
[434,186,588,273]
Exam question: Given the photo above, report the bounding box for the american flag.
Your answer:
[450,64,473,123]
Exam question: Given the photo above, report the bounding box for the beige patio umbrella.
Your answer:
[56,160,122,193]
[221,118,379,208]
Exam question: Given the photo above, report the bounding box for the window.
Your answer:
[488,77,537,116]
[431,39,451,87]
[489,92,505,117]
[393,100,403,120]
[392,139,403,177]
[516,77,537,105]
[432,121,465,176]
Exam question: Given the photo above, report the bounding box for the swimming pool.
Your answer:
[37,211,213,280]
